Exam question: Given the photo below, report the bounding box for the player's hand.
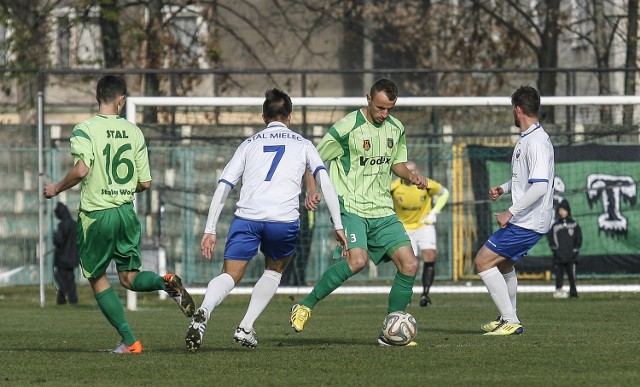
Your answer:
[201,233,217,260]
[44,183,58,199]
[489,186,504,201]
[411,174,428,190]
[305,192,322,211]
[421,209,440,225]
[334,229,348,257]
[494,210,512,228]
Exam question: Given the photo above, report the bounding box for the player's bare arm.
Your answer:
[391,163,428,190]
[136,181,151,193]
[44,160,89,198]
[306,192,322,211]
[201,233,217,260]
[334,229,348,257]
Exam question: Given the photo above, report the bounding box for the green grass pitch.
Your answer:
[1,285,639,386]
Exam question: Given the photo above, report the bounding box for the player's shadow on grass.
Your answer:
[424,327,479,335]
[277,336,380,346]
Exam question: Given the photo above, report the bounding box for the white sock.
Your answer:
[200,272,236,319]
[479,267,519,323]
[238,270,281,331]
[502,268,518,313]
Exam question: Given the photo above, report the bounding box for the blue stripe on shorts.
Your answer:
[224,216,299,260]
[484,223,544,261]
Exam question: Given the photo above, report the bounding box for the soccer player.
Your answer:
[44,74,195,353]
[476,85,555,335]
[391,161,449,307]
[290,78,428,346]
[185,88,347,352]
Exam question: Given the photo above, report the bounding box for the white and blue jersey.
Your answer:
[219,122,326,222]
[485,122,555,261]
[509,122,555,234]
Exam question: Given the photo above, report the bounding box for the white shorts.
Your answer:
[406,225,437,255]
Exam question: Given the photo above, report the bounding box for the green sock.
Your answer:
[388,271,416,313]
[302,260,353,309]
[95,287,136,345]
[130,271,165,292]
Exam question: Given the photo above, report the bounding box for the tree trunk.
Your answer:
[593,0,612,124]
[99,0,122,68]
[537,0,560,123]
[624,0,638,126]
[143,0,163,123]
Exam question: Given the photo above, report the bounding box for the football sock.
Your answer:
[239,270,281,331]
[301,260,353,309]
[502,268,518,312]
[388,271,416,313]
[422,262,435,295]
[95,287,136,345]
[479,267,519,323]
[200,272,235,318]
[130,271,165,292]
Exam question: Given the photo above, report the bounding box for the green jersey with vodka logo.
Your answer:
[70,114,152,212]
[317,109,407,218]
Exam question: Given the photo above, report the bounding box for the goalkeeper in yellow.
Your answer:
[391,161,449,307]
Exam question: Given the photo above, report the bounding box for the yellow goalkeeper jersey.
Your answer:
[390,178,443,230]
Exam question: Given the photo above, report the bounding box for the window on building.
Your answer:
[76,17,102,67]
[51,7,103,68]
[570,0,591,49]
[56,16,71,68]
[163,5,209,68]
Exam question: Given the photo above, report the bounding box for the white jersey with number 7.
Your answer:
[218,121,326,222]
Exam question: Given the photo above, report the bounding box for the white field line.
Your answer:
[184,284,640,296]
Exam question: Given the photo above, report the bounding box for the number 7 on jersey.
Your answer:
[263,145,285,181]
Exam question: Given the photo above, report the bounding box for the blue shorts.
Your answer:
[224,216,299,260]
[484,223,544,261]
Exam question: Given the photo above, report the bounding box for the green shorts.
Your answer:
[338,209,411,265]
[77,202,142,279]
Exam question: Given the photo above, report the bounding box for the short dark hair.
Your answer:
[96,75,127,104]
[369,78,398,101]
[511,85,540,116]
[263,88,292,121]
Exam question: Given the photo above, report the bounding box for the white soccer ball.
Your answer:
[382,311,417,345]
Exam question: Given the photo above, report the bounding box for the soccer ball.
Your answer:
[382,311,417,345]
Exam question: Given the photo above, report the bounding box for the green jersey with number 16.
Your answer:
[70,114,152,212]
[317,109,407,218]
